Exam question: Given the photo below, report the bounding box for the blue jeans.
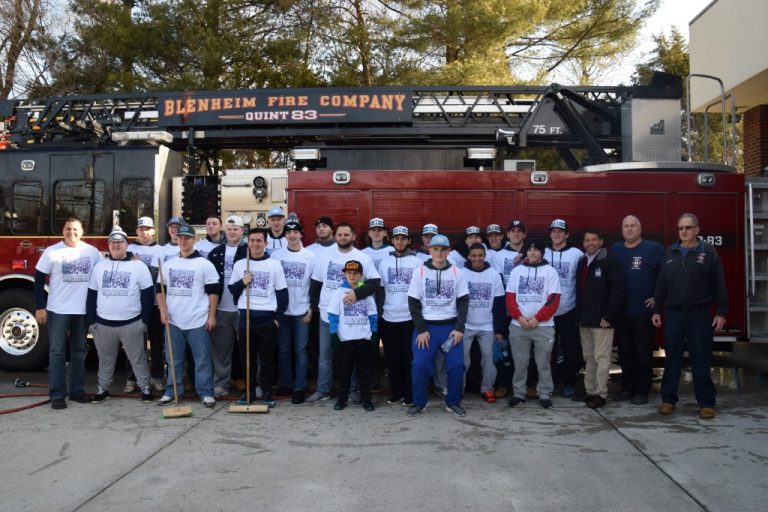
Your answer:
[661,309,716,408]
[165,324,214,399]
[411,323,465,407]
[47,312,87,400]
[317,319,333,394]
[278,314,310,391]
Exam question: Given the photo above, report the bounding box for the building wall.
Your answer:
[744,106,768,176]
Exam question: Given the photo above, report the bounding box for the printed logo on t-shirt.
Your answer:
[248,271,271,297]
[631,256,642,270]
[503,258,516,279]
[551,261,571,287]
[224,256,235,280]
[168,269,195,296]
[425,277,455,306]
[343,301,370,325]
[137,253,154,267]
[164,253,176,262]
[386,267,413,292]
[62,257,92,282]
[517,275,545,303]
[325,262,345,289]
[101,271,131,296]
[281,260,307,287]
[468,281,492,309]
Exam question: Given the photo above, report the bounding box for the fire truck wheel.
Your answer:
[0,290,49,371]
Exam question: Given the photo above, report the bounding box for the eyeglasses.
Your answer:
[677,225,697,231]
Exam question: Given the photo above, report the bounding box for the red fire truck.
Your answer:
[0,72,749,371]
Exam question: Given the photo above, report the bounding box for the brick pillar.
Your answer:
[744,105,768,176]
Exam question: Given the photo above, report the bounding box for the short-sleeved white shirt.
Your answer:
[506,263,561,327]
[89,258,153,321]
[229,257,288,311]
[312,247,380,322]
[543,247,583,315]
[217,244,240,312]
[463,266,505,331]
[328,287,377,341]
[194,237,223,259]
[36,241,102,314]
[157,254,219,329]
[378,253,421,322]
[271,246,317,316]
[128,242,163,269]
[161,243,180,262]
[407,263,468,321]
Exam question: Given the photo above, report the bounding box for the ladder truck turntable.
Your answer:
[0,72,756,371]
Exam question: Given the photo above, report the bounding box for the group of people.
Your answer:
[35,208,727,420]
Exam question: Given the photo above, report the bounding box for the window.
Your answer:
[10,181,43,235]
[120,178,153,234]
[53,180,106,234]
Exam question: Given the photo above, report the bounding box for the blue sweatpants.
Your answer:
[411,323,465,407]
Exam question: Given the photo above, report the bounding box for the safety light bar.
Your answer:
[112,130,174,144]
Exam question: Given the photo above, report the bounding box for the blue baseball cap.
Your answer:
[166,216,183,226]
[430,234,450,248]
[267,207,285,218]
[177,224,195,237]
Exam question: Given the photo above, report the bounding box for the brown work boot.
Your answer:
[658,402,676,415]
[494,387,508,398]
[699,407,716,420]
[526,387,538,399]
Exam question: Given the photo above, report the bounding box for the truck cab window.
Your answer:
[10,181,43,235]
[120,178,153,235]
[53,179,106,234]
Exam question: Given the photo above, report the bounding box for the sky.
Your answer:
[605,0,714,84]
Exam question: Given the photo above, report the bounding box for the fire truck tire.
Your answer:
[0,290,49,371]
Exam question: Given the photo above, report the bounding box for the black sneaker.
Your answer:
[261,392,277,408]
[407,404,425,416]
[387,395,404,405]
[140,387,154,404]
[70,393,91,404]
[334,398,348,410]
[539,398,553,409]
[508,396,525,408]
[362,399,375,412]
[91,389,110,404]
[402,398,414,407]
[445,403,466,417]
[51,398,67,410]
[291,390,305,404]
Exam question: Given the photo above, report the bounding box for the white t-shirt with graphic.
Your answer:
[36,241,102,314]
[306,242,337,258]
[266,234,287,255]
[463,266,505,332]
[217,245,240,312]
[271,246,317,316]
[194,237,222,259]
[328,288,377,342]
[493,248,524,287]
[506,264,561,327]
[229,257,288,312]
[89,258,153,321]
[158,255,219,329]
[378,254,421,323]
[128,242,163,269]
[543,247,583,315]
[361,244,392,273]
[161,242,180,262]
[407,264,469,321]
[312,247,380,322]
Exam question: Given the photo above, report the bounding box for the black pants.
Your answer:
[238,318,277,394]
[335,339,375,401]
[380,319,413,401]
[617,314,655,396]
[552,308,583,387]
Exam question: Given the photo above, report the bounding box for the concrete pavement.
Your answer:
[1,369,766,512]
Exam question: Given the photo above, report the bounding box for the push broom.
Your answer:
[229,250,269,414]
[157,258,193,418]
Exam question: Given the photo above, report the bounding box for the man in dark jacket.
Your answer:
[576,228,624,409]
[652,213,727,420]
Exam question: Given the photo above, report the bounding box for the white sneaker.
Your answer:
[123,380,137,393]
[255,386,263,399]
[306,391,330,403]
[202,396,215,408]
[151,377,165,392]
[213,386,227,398]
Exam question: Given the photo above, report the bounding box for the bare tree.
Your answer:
[0,0,48,98]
